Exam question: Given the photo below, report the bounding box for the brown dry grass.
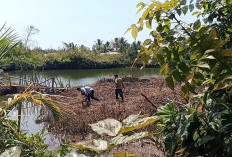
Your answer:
[44,76,185,142]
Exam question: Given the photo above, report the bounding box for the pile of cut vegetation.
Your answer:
[45,76,185,141]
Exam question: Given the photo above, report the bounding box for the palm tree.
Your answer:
[113,37,120,51]
[0,24,19,59]
[63,42,78,51]
[118,37,129,53]
[93,39,103,52]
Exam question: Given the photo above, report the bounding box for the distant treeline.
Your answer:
[0,37,157,71]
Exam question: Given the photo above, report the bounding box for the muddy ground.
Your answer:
[44,76,185,156]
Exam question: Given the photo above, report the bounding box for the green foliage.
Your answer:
[0,24,18,60]
[0,48,126,70]
[0,117,70,156]
[130,0,232,156]
[0,36,146,70]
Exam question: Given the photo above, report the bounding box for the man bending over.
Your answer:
[77,86,99,102]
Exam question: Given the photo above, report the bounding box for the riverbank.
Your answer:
[0,49,157,71]
[45,76,185,140]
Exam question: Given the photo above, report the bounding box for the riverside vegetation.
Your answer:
[1,0,232,156]
[0,38,145,71]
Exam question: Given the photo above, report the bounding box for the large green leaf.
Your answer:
[89,119,122,136]
[193,20,201,30]
[182,6,188,15]
[189,4,194,12]
[164,133,178,156]
[166,76,174,90]
[156,102,176,117]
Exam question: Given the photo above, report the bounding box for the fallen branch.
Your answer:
[141,93,157,110]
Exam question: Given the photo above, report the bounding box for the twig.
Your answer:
[141,93,157,110]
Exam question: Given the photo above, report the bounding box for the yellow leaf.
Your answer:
[145,20,152,29]
[186,73,194,84]
[214,39,226,48]
[213,82,229,91]
[205,49,216,54]
[132,27,138,40]
[157,34,163,43]
[138,3,156,23]
[198,105,203,113]
[118,116,162,134]
[171,0,178,7]
[160,63,169,74]
[136,2,144,8]
[124,27,132,34]
[222,49,232,56]
[210,27,217,39]
[114,152,148,157]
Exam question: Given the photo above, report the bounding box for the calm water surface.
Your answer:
[3,68,160,150]
[9,68,160,86]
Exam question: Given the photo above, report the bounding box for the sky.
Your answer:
[0,0,152,49]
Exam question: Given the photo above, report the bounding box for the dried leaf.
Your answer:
[89,119,122,136]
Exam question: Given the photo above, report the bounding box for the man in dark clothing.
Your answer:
[114,74,125,102]
[77,86,99,102]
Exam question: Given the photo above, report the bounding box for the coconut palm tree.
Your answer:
[0,24,19,59]
[118,37,129,53]
[93,39,104,52]
[113,37,120,51]
[63,42,78,51]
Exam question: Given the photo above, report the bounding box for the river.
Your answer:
[3,68,160,150]
[8,68,160,86]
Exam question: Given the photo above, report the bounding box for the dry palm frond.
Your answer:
[5,82,61,121]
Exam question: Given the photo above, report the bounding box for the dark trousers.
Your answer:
[115,89,124,101]
[87,90,99,101]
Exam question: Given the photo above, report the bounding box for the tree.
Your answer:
[62,42,78,51]
[129,0,232,156]
[93,39,104,52]
[118,37,129,53]
[0,24,18,59]
[23,25,39,50]
[113,37,120,51]
[79,44,90,52]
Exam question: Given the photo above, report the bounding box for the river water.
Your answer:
[3,68,160,150]
[8,68,160,86]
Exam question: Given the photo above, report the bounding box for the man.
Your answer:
[114,74,125,102]
[77,86,99,102]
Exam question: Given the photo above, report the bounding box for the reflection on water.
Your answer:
[9,68,160,86]
[7,100,61,150]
